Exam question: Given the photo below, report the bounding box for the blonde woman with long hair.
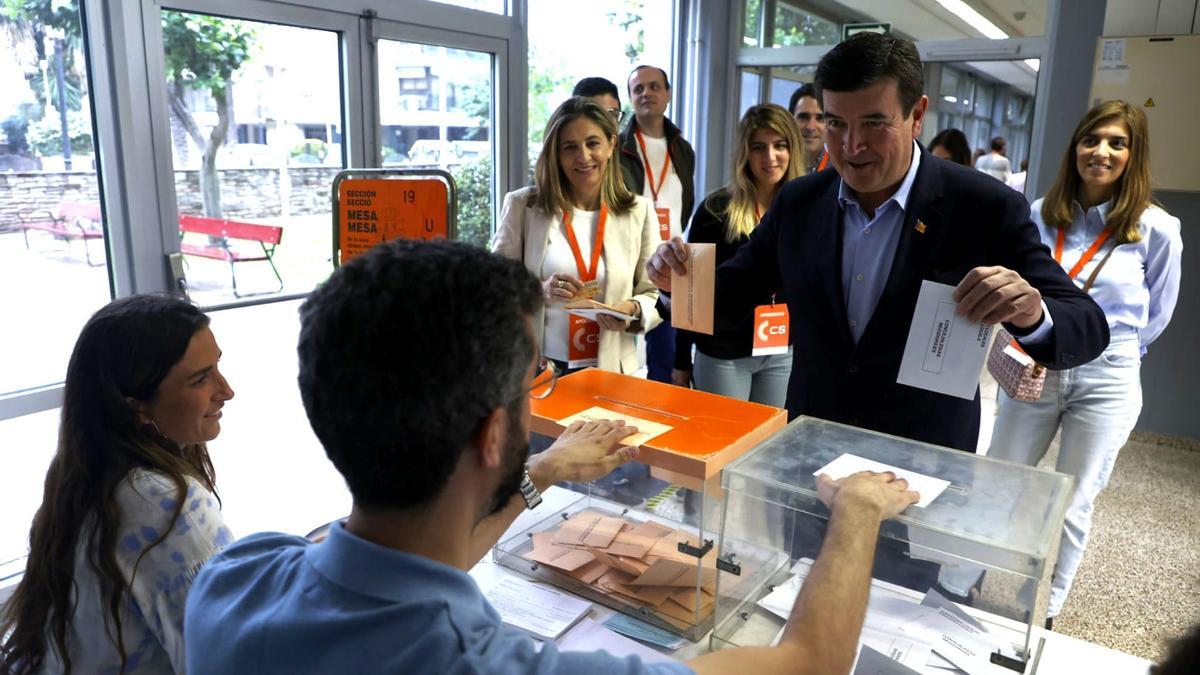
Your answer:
[978,101,1181,626]
[672,103,805,404]
[493,96,660,374]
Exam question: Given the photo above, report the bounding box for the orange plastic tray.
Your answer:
[530,369,787,482]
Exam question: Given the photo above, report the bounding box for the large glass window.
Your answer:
[526,0,675,176]
[0,0,110,397]
[378,40,494,247]
[773,1,840,47]
[161,12,345,306]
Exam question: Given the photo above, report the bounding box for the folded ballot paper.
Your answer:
[521,511,719,630]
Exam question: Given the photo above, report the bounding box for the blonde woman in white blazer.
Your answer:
[493,97,661,374]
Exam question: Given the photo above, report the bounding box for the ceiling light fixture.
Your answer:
[934,0,1009,40]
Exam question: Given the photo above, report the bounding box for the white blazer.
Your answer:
[492,187,662,374]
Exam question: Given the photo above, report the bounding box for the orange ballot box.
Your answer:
[529,369,786,488]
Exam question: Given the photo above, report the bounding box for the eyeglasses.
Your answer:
[528,357,559,400]
[607,108,623,123]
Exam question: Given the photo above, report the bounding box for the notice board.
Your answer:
[331,169,457,265]
[1089,35,1200,192]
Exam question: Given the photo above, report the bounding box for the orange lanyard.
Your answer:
[562,204,607,282]
[634,128,671,204]
[1055,226,1112,280]
[816,151,829,172]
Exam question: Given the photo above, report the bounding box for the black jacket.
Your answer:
[674,190,783,369]
[619,116,696,230]
[715,148,1110,452]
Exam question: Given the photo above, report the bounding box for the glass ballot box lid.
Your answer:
[712,416,1074,673]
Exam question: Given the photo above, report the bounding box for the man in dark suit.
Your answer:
[647,32,1108,454]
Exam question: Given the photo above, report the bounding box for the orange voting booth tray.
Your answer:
[530,369,787,483]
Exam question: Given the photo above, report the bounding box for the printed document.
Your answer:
[897,280,992,400]
[484,576,591,641]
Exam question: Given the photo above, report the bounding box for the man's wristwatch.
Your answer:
[519,468,543,510]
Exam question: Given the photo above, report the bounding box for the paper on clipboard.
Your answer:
[671,243,714,335]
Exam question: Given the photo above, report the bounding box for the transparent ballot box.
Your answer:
[494,368,786,640]
[711,417,1073,673]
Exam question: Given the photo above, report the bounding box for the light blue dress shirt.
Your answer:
[840,143,1053,344]
[839,142,923,343]
[1030,198,1182,353]
[185,523,694,675]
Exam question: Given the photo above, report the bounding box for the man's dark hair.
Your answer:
[990,136,1006,151]
[297,239,543,511]
[1153,623,1200,675]
[573,77,620,105]
[814,32,924,115]
[627,64,670,93]
[788,83,819,115]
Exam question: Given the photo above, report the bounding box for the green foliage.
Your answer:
[742,0,762,45]
[1,0,87,112]
[607,0,644,62]
[290,138,328,161]
[27,108,91,156]
[773,5,841,48]
[452,156,493,249]
[161,11,257,102]
[526,47,573,149]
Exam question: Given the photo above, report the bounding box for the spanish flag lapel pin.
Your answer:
[915,219,927,234]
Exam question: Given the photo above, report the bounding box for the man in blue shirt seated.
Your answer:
[184,239,920,675]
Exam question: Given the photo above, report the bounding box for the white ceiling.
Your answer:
[834,0,1049,39]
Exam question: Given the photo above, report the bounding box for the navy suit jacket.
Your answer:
[716,149,1109,452]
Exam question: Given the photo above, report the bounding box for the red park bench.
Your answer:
[178,215,284,298]
[17,201,105,266]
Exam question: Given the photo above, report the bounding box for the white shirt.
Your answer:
[636,133,685,239]
[540,208,608,362]
[36,469,233,675]
[1030,197,1183,353]
[975,153,1012,182]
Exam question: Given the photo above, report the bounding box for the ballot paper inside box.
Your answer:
[493,487,752,641]
[709,417,1074,672]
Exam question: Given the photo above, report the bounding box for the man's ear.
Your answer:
[125,397,153,426]
[910,94,929,137]
[472,406,508,469]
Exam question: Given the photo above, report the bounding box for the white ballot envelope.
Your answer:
[813,453,950,508]
[897,280,992,400]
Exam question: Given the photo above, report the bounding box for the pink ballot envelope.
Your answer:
[671,243,714,335]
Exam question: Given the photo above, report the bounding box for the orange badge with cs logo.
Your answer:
[567,315,600,368]
[752,304,790,356]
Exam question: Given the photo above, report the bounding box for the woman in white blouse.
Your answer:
[986,100,1183,625]
[493,96,660,374]
[1,295,235,674]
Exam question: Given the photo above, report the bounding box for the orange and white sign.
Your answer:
[568,314,600,368]
[752,304,790,356]
[655,207,671,240]
[337,177,449,264]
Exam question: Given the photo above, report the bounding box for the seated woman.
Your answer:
[1,295,236,674]
[673,103,805,406]
[493,96,661,374]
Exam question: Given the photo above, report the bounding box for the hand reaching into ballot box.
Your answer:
[816,471,921,521]
[953,265,1043,328]
[645,236,689,292]
[528,419,641,487]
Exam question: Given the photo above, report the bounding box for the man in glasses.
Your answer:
[572,76,624,124]
[184,239,919,675]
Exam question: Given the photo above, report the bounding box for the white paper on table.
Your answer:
[557,406,674,446]
[859,626,932,670]
[813,453,951,508]
[898,606,1013,675]
[897,280,992,400]
[485,576,591,641]
[557,617,680,666]
[758,574,804,620]
[853,643,926,675]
